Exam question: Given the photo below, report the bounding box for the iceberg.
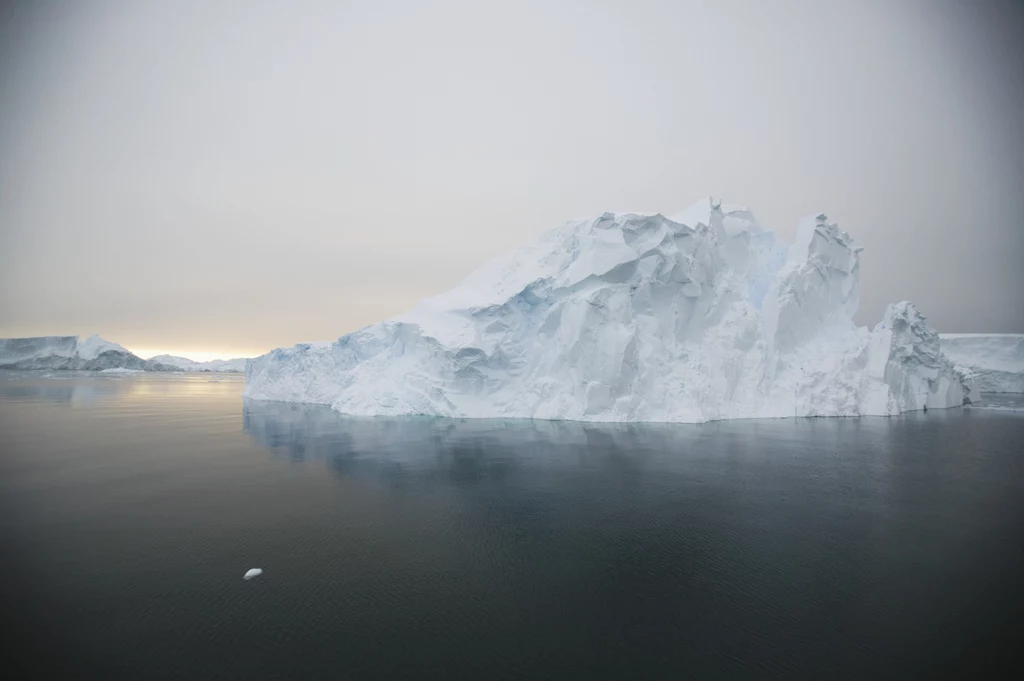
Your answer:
[939,334,1024,393]
[0,335,179,372]
[148,355,249,373]
[244,199,968,423]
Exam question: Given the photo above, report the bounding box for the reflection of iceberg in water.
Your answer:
[243,398,697,453]
[0,379,99,406]
[242,398,711,482]
[241,397,914,484]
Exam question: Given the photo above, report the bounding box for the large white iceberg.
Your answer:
[939,334,1024,393]
[244,199,968,422]
[0,335,178,371]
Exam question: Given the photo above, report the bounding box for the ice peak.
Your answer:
[77,334,128,360]
[667,196,752,229]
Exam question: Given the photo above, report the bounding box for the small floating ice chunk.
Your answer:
[243,568,263,580]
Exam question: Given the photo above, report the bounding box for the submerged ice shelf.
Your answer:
[245,198,970,423]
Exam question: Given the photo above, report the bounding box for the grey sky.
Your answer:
[1,0,1022,358]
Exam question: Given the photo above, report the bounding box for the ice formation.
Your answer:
[0,335,178,371]
[940,334,1024,393]
[0,336,248,373]
[245,199,968,423]
[243,568,263,580]
[148,355,249,373]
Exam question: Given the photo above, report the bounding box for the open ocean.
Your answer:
[1,372,1022,679]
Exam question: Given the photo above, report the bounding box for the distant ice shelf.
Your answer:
[245,198,971,423]
[0,335,180,372]
[940,334,1024,393]
[0,336,252,373]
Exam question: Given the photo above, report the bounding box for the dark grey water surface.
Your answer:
[1,373,1022,680]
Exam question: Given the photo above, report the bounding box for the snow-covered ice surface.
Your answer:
[0,335,179,372]
[243,568,263,580]
[77,334,129,359]
[245,199,968,423]
[939,334,1024,393]
[148,355,249,373]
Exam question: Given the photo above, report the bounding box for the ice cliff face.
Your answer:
[0,334,123,363]
[148,355,249,373]
[869,302,972,410]
[0,335,179,371]
[244,199,968,422]
[939,334,1024,393]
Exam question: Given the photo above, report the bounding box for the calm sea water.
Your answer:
[1,372,1022,680]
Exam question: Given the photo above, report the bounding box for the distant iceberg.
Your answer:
[243,198,970,422]
[940,334,1024,393]
[0,336,251,374]
[148,355,249,373]
[0,335,179,372]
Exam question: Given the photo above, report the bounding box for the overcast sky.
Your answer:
[1,0,1022,359]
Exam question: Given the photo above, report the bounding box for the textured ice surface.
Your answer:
[0,335,178,372]
[940,334,1024,393]
[77,334,129,359]
[149,355,249,373]
[245,199,968,423]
